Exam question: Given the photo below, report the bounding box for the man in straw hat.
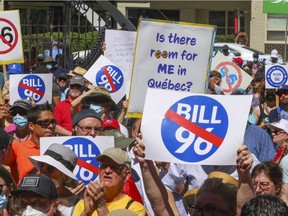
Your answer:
[29,143,80,215]
[73,147,146,216]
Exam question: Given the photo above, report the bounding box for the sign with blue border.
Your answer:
[142,88,252,165]
[40,136,114,185]
[265,65,288,89]
[9,73,53,105]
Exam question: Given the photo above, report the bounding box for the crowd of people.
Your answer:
[0,32,288,216]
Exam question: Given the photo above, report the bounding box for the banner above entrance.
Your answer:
[263,0,288,14]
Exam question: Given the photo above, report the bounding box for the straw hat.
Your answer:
[207,171,238,187]
[183,188,198,208]
[68,67,87,77]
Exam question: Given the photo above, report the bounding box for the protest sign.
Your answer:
[84,55,125,104]
[211,53,253,94]
[9,73,53,104]
[104,29,136,83]
[265,64,288,89]
[40,136,114,185]
[0,10,24,64]
[142,88,252,165]
[127,19,216,118]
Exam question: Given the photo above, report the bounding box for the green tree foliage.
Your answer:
[215,34,235,43]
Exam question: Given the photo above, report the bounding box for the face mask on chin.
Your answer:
[21,205,47,216]
[0,192,7,210]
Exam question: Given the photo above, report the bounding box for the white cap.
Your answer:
[266,119,288,133]
[271,49,278,58]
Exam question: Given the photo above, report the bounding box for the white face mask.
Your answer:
[21,205,46,216]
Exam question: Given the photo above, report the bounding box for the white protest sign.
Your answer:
[142,88,252,165]
[9,73,53,105]
[265,65,288,89]
[84,55,125,104]
[127,19,216,118]
[104,29,136,83]
[0,10,24,64]
[40,136,114,185]
[211,53,253,94]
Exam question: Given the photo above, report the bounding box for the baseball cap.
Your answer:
[12,174,57,199]
[10,100,33,116]
[7,63,22,74]
[72,109,102,127]
[70,75,85,86]
[96,147,131,169]
[266,119,288,133]
[271,49,278,58]
[57,72,68,80]
[102,129,136,149]
[276,84,288,96]
[102,118,120,130]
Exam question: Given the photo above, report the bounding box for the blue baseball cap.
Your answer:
[7,63,22,74]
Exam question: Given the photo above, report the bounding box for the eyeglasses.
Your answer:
[77,124,102,135]
[35,119,57,128]
[252,181,273,191]
[188,204,229,216]
[70,84,82,89]
[58,78,67,82]
[100,163,124,173]
[271,130,285,136]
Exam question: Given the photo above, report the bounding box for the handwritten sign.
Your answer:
[127,19,216,118]
[9,73,53,104]
[142,88,252,165]
[211,53,253,94]
[104,29,136,83]
[84,55,126,104]
[40,136,114,185]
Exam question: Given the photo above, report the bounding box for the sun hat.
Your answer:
[96,147,131,169]
[72,109,102,127]
[42,56,55,64]
[12,174,57,199]
[102,129,136,149]
[183,188,198,208]
[29,143,78,180]
[81,86,118,111]
[67,67,87,77]
[70,75,85,86]
[266,119,288,133]
[207,171,238,187]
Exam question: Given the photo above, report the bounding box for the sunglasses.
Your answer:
[35,119,57,128]
[9,109,27,117]
[271,130,285,136]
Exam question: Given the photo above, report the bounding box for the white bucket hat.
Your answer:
[267,119,288,133]
[29,143,78,180]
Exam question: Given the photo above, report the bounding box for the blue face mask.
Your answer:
[13,114,28,129]
[89,104,102,114]
[46,64,53,70]
[0,193,7,210]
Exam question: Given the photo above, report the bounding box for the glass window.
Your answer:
[267,14,287,41]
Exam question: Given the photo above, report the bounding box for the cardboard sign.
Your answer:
[104,29,136,83]
[0,10,24,64]
[84,55,125,104]
[127,19,216,118]
[265,64,288,89]
[9,73,53,104]
[141,88,252,165]
[40,136,114,185]
[211,53,253,94]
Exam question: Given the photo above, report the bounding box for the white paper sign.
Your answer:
[128,19,216,118]
[40,136,114,185]
[104,29,136,83]
[9,73,53,105]
[265,65,288,89]
[211,53,253,94]
[84,55,125,104]
[0,10,24,64]
[141,88,252,165]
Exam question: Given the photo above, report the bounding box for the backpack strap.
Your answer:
[125,199,135,209]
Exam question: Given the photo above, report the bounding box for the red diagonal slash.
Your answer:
[77,159,99,174]
[0,35,13,48]
[165,109,223,147]
[18,82,44,97]
[102,66,117,93]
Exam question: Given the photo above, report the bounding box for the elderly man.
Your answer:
[72,109,102,137]
[73,147,146,216]
[12,174,59,215]
[269,84,288,123]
